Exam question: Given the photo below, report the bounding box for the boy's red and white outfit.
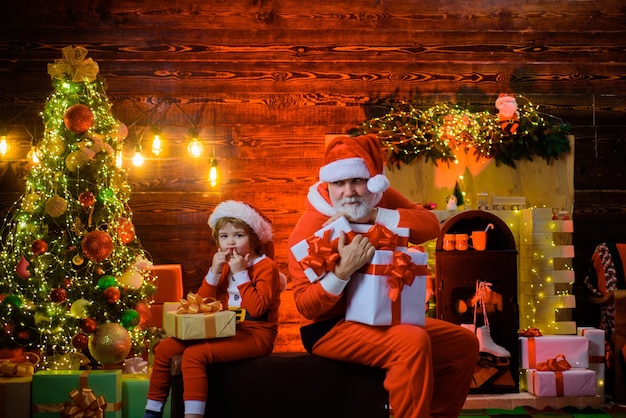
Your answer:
[145,201,282,416]
[288,134,479,418]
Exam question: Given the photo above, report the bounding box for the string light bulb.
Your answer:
[27,146,40,164]
[209,158,218,187]
[187,137,204,158]
[151,133,162,156]
[132,146,145,167]
[0,135,7,157]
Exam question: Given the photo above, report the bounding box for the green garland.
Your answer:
[353,97,571,168]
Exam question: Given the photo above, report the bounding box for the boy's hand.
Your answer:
[228,249,249,274]
[211,249,228,274]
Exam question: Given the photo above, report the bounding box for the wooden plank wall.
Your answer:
[0,0,625,351]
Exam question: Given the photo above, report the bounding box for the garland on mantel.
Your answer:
[353,96,571,169]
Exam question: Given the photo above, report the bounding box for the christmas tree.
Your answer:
[0,46,156,370]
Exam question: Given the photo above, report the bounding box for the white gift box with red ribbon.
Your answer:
[345,249,427,326]
[290,216,352,283]
[519,336,589,369]
[349,223,410,252]
[577,327,606,398]
[524,368,597,397]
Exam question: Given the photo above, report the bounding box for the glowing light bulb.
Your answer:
[115,152,123,168]
[209,159,218,187]
[132,150,145,167]
[0,136,7,156]
[187,137,204,158]
[152,134,162,156]
[27,146,40,164]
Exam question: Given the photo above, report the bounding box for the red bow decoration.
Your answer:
[60,387,106,418]
[364,224,398,251]
[536,354,571,372]
[518,327,542,337]
[299,229,341,276]
[386,251,422,302]
[177,293,221,314]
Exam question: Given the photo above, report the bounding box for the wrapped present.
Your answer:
[121,374,171,418]
[290,216,352,283]
[519,335,589,369]
[163,295,236,340]
[149,264,184,304]
[346,249,428,326]
[525,365,597,397]
[32,369,122,417]
[349,223,410,251]
[0,351,39,377]
[0,376,31,418]
[577,327,606,398]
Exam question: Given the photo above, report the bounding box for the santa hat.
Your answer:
[208,200,273,244]
[318,134,390,194]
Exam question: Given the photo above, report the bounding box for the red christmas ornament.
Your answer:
[50,287,67,303]
[80,317,98,334]
[15,255,31,279]
[72,333,89,350]
[31,239,48,256]
[135,302,152,327]
[116,218,136,245]
[64,104,94,135]
[103,286,120,303]
[81,230,114,262]
[78,190,96,208]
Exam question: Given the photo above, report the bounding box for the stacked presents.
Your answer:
[0,264,185,418]
[519,327,605,399]
[291,216,428,327]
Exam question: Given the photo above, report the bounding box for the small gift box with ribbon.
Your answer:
[519,335,589,369]
[577,327,606,398]
[163,293,236,340]
[346,249,428,326]
[0,351,39,377]
[32,369,122,417]
[523,354,597,397]
[290,216,353,283]
[349,223,410,252]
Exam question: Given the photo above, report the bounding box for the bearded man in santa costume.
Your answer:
[288,134,479,418]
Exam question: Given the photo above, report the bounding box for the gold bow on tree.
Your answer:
[177,293,221,314]
[48,45,99,83]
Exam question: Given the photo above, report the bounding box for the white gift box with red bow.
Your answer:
[345,249,427,326]
[524,368,596,397]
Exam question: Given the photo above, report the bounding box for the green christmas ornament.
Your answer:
[1,295,23,308]
[97,275,117,290]
[120,309,140,330]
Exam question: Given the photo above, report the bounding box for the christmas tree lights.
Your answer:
[0,46,157,369]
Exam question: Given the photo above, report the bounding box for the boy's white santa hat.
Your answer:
[208,200,273,244]
[319,134,390,194]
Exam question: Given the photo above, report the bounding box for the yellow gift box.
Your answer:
[163,301,236,340]
[0,376,31,418]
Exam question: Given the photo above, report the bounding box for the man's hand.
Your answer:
[333,232,375,281]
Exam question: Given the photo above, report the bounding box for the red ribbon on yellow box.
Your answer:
[177,293,221,314]
[534,354,571,397]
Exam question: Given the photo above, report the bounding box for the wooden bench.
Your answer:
[169,352,389,418]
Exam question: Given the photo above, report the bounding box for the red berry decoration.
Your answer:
[72,333,89,350]
[81,230,114,262]
[50,287,67,303]
[31,239,49,256]
[103,286,120,304]
[64,104,94,135]
[78,190,96,208]
[80,317,98,334]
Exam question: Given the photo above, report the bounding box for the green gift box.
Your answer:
[0,376,32,418]
[121,374,171,418]
[32,369,122,417]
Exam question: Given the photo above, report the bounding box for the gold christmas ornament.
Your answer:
[45,195,67,218]
[119,269,143,289]
[88,322,132,365]
[65,150,90,172]
[21,193,41,214]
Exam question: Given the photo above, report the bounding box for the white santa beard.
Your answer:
[331,194,376,221]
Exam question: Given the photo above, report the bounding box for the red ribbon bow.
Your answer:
[536,354,571,372]
[364,224,399,251]
[299,229,341,276]
[386,251,422,302]
[518,327,542,337]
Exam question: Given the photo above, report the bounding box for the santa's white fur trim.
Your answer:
[367,174,390,193]
[319,157,370,184]
[208,200,272,243]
